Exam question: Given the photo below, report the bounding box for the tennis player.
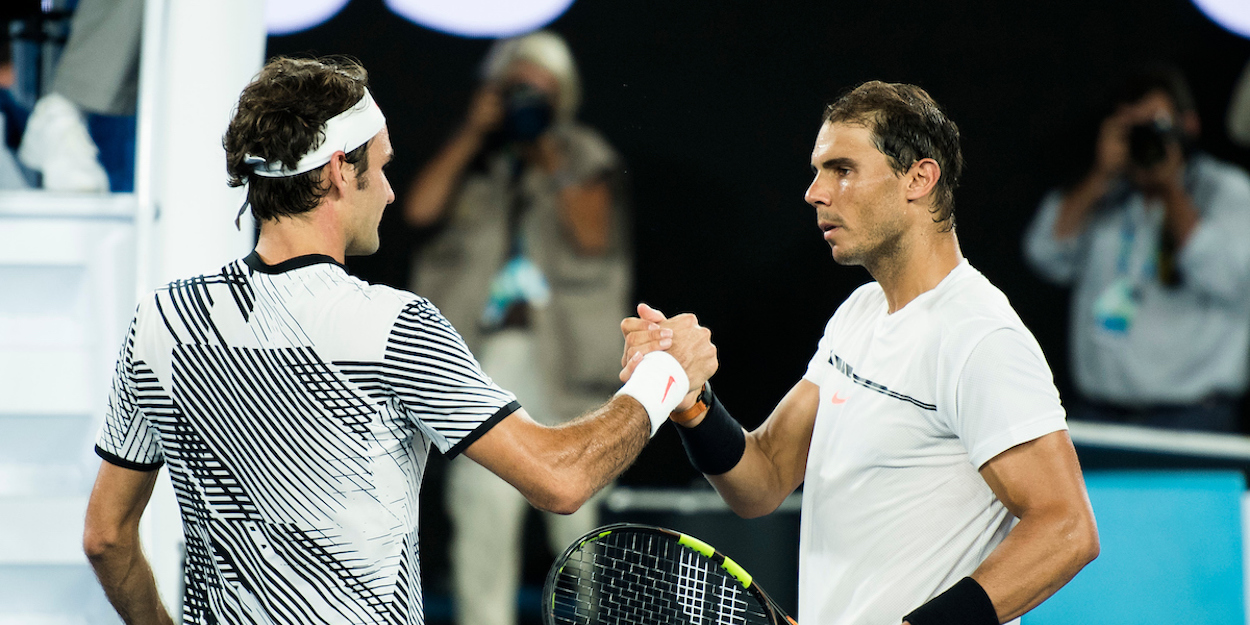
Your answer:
[82,56,716,625]
[622,82,1099,625]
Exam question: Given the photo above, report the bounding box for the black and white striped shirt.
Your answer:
[97,252,518,625]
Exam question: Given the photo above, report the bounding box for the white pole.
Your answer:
[153,0,264,284]
[133,0,166,299]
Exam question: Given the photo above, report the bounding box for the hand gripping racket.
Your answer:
[543,523,797,625]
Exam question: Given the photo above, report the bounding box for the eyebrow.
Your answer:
[812,156,856,173]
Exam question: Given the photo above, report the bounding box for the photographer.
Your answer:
[403,31,631,625]
[1025,66,1250,433]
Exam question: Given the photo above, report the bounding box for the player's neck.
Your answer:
[870,229,963,314]
[253,206,348,265]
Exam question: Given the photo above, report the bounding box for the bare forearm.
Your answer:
[1053,172,1112,239]
[88,544,174,625]
[548,396,651,502]
[971,511,1099,622]
[404,127,485,227]
[707,435,796,518]
[556,179,612,256]
[691,382,814,518]
[474,398,652,515]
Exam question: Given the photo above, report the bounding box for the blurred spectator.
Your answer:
[1025,65,1250,433]
[18,0,140,191]
[0,27,29,189]
[1229,58,1250,147]
[402,31,631,625]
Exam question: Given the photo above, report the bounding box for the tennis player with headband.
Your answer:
[83,55,717,625]
[622,82,1099,625]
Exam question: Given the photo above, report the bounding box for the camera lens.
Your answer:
[1127,118,1174,168]
[502,84,553,143]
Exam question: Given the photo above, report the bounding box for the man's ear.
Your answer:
[905,158,941,203]
[323,151,351,197]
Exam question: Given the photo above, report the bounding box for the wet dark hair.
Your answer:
[823,81,964,230]
[223,56,371,222]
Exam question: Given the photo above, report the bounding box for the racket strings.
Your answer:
[549,531,771,625]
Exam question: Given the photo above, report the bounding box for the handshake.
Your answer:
[616,303,719,428]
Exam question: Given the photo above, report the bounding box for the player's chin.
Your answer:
[346,236,381,258]
[829,244,857,266]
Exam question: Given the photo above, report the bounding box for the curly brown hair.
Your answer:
[823,81,963,231]
[224,56,371,222]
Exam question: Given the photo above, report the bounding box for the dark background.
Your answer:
[269,0,1250,619]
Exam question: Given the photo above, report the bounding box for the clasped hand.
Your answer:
[619,303,718,412]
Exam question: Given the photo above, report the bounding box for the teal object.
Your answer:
[1026,471,1245,624]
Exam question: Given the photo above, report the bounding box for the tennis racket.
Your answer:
[543,522,797,625]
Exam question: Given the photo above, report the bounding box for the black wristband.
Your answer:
[675,388,745,475]
[903,577,998,625]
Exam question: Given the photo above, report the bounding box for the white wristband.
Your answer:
[616,351,690,437]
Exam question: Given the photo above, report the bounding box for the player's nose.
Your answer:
[804,177,828,207]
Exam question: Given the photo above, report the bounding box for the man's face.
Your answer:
[804,121,911,267]
[503,60,561,109]
[344,126,395,257]
[1115,90,1179,132]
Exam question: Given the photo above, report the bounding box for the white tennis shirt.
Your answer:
[798,261,1067,625]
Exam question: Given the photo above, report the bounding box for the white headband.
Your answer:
[243,89,385,178]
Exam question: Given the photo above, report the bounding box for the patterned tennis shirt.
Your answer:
[96,252,518,624]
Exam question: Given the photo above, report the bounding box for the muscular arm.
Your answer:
[702,380,818,518]
[467,309,718,515]
[83,462,174,625]
[620,304,816,518]
[971,431,1100,623]
[463,400,649,515]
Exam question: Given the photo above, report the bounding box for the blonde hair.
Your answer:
[480,30,582,121]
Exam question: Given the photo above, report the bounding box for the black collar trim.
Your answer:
[243,251,346,274]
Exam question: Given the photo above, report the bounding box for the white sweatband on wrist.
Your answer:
[615,351,690,437]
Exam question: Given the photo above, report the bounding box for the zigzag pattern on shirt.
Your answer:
[831,353,938,411]
[141,342,417,623]
[100,323,164,469]
[92,259,522,625]
[336,300,516,449]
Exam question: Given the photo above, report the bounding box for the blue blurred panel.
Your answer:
[1026,471,1245,625]
[86,113,136,193]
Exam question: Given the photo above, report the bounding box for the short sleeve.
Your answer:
[382,299,519,458]
[95,318,164,471]
[802,317,836,385]
[953,328,1068,468]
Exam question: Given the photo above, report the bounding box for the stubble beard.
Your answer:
[829,210,907,275]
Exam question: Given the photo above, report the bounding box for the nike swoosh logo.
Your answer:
[831,391,847,404]
[662,376,676,402]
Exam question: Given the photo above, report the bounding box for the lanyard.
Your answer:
[1114,210,1135,277]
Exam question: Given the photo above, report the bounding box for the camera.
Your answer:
[501,83,554,144]
[1127,117,1180,169]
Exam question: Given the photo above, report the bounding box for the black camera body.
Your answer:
[1127,117,1181,169]
[501,83,554,144]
